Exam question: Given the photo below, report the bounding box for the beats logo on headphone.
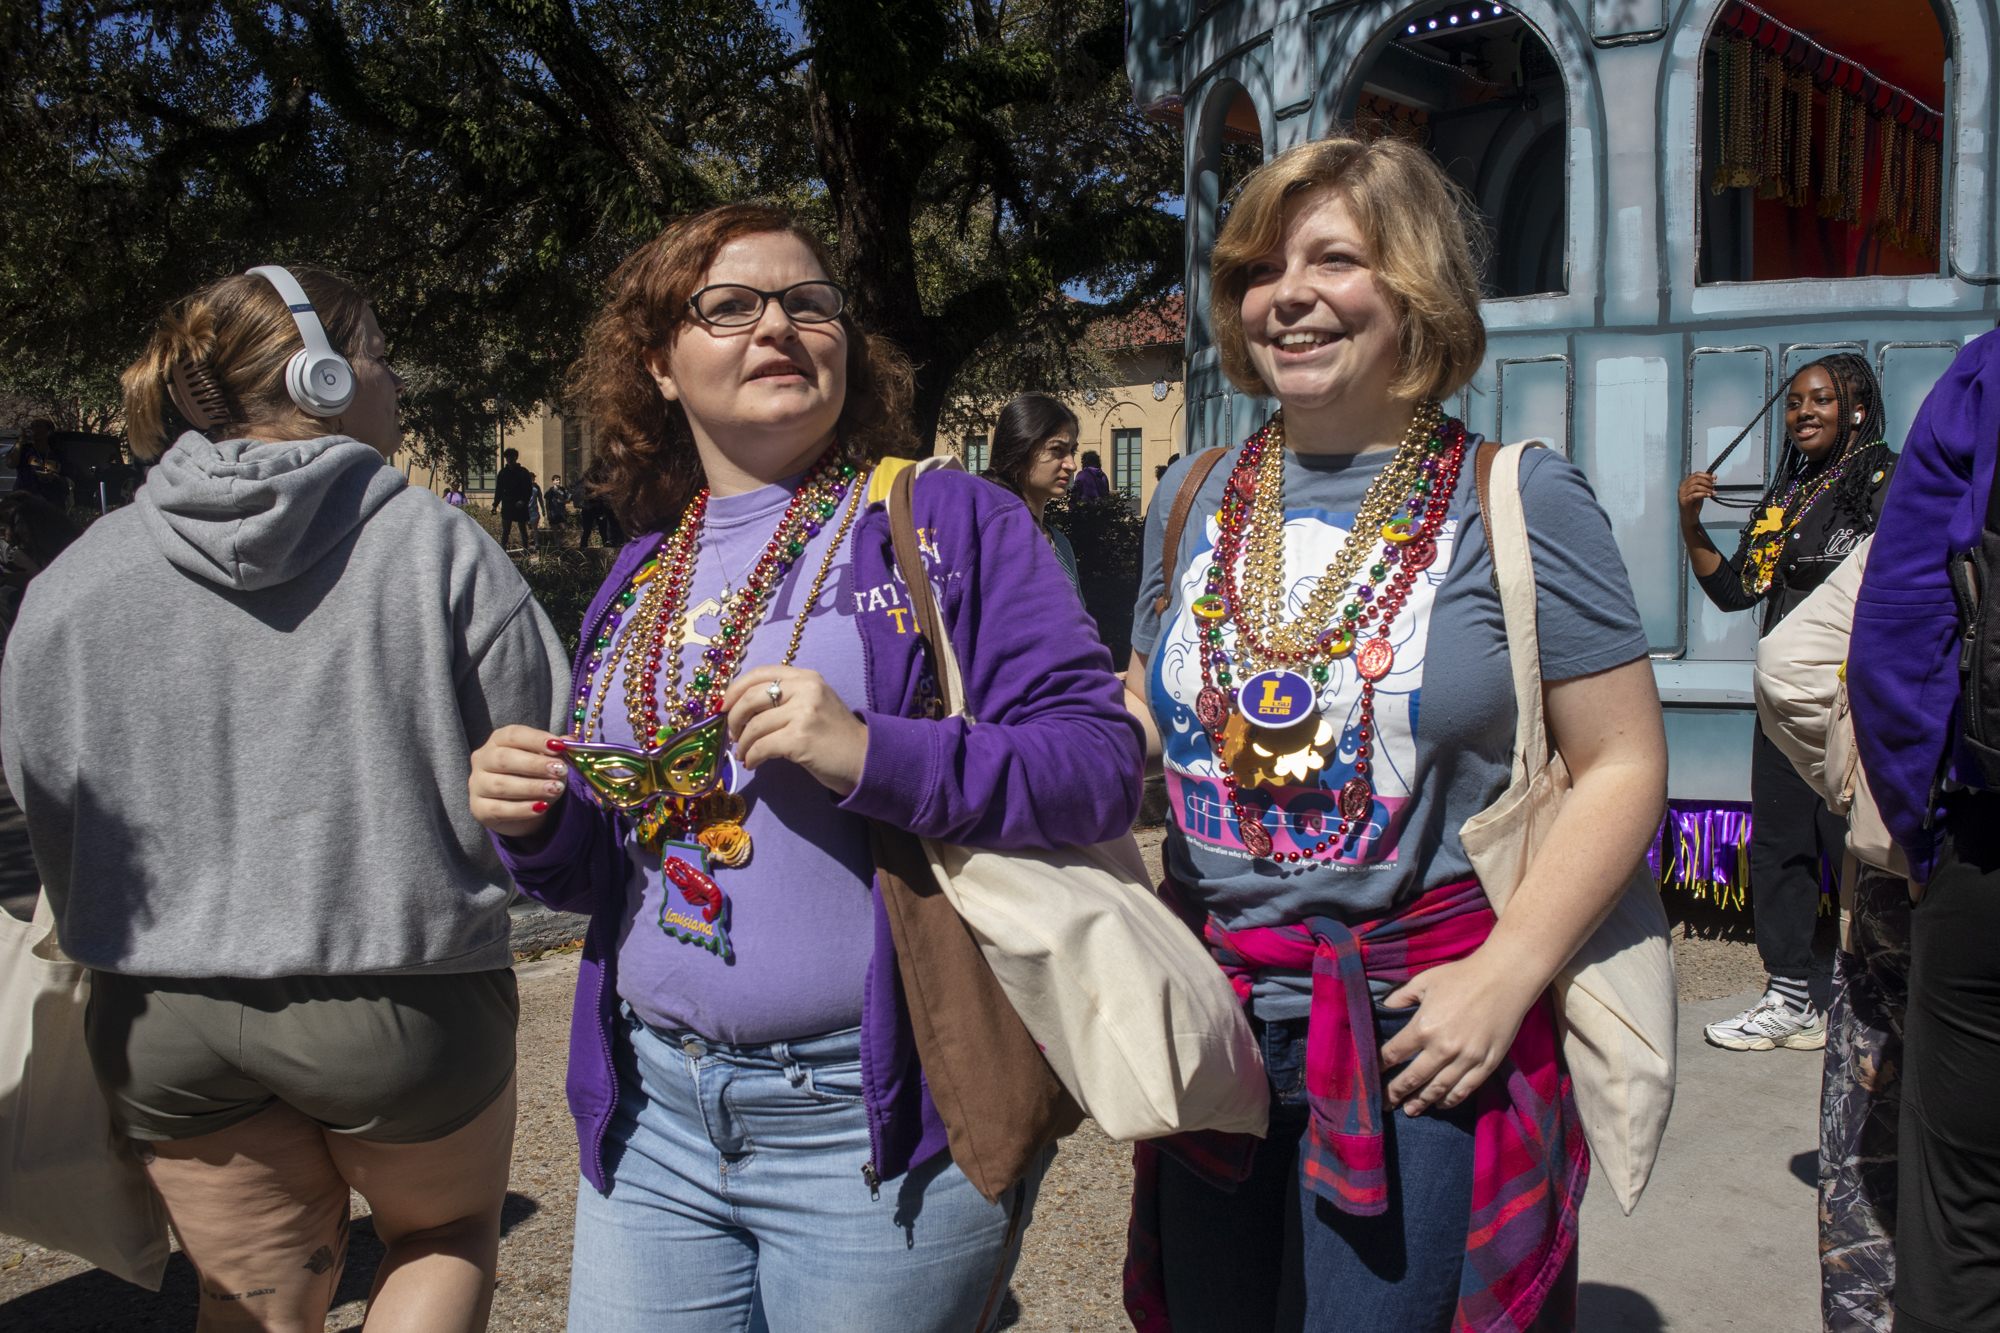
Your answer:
[245,265,355,418]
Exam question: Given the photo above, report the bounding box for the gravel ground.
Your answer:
[0,823,1794,1331]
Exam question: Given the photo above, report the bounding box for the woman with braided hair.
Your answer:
[1678,353,1898,1054]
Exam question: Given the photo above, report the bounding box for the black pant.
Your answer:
[1896,789,2000,1333]
[1750,726,1844,979]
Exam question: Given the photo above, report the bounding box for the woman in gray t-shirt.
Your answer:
[1119,134,1665,1332]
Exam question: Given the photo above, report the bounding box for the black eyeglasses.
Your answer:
[688,281,847,328]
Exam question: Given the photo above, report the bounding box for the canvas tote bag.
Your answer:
[1458,442,1678,1216]
[0,891,172,1288]
[886,467,1268,1142]
[1752,535,1907,876]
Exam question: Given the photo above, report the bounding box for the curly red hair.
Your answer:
[570,204,917,535]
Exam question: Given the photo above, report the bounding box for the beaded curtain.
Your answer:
[1708,28,1942,260]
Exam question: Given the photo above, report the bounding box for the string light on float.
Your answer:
[1403,4,1504,37]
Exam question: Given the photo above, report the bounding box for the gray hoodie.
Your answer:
[0,432,567,977]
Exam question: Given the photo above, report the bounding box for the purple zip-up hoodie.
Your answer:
[496,465,1144,1192]
[1851,330,2000,884]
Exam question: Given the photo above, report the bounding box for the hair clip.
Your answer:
[168,359,232,432]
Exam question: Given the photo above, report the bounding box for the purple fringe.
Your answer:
[1645,799,1838,912]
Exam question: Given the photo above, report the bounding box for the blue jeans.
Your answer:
[568,1008,1052,1332]
[1157,1006,1485,1333]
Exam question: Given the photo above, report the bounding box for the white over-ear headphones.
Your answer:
[245,265,354,418]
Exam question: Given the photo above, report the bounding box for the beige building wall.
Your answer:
[390,402,583,500]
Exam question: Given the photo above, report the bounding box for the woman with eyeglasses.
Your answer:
[466,203,1142,1332]
[983,392,1083,593]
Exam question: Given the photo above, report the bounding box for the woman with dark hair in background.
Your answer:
[983,392,1082,593]
[1679,354,1897,1054]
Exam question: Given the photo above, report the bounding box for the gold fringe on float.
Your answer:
[1708,20,1942,258]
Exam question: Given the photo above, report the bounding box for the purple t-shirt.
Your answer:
[597,475,875,1044]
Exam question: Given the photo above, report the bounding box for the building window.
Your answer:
[1354,8,1569,297]
[1112,428,1143,497]
[467,440,498,492]
[1698,0,1943,282]
[963,434,989,475]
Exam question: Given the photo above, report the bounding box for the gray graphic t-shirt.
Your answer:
[1132,436,1649,1015]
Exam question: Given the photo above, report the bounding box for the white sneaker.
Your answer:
[1704,992,1827,1051]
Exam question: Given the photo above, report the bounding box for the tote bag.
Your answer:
[0,892,172,1288]
[887,468,1269,1143]
[1457,442,1678,1216]
[1752,536,1908,876]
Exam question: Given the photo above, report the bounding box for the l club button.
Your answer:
[1236,670,1316,726]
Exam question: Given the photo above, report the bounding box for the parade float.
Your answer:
[1125,0,1997,907]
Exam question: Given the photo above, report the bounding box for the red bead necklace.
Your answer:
[1193,413,1467,865]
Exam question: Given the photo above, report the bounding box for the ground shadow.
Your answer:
[1577,1281,1667,1332]
[1790,1150,1819,1189]
[0,1193,540,1330]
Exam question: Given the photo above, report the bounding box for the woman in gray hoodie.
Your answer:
[0,266,566,1331]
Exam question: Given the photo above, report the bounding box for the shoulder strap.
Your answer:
[1152,447,1229,616]
[1474,441,1504,572]
[889,464,966,718]
[1481,442,1552,782]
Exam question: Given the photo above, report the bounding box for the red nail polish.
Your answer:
[532,801,549,813]
[546,738,568,753]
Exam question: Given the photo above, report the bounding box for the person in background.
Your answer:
[1849,331,2000,1333]
[8,418,72,509]
[1,264,566,1332]
[576,458,624,549]
[1679,354,1897,1054]
[1068,449,1110,502]
[525,471,544,554]
[494,447,533,550]
[545,473,572,543]
[982,392,1082,594]
[0,491,79,645]
[468,202,1139,1333]
[1124,132,1665,1332]
[444,484,468,508]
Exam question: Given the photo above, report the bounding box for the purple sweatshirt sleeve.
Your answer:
[840,488,1145,849]
[493,770,632,916]
[1851,332,2000,882]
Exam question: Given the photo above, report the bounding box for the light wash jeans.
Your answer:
[568,1006,1052,1333]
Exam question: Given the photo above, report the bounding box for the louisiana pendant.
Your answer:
[1338,777,1374,823]
[659,843,733,962]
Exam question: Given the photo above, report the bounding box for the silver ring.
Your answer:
[766,681,783,705]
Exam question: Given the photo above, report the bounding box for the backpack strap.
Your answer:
[1152,447,1229,617]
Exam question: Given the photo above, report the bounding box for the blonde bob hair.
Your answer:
[1210,133,1488,403]
[121,268,372,459]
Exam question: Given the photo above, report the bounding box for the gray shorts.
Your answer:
[85,969,518,1143]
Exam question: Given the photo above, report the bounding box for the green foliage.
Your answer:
[517,545,610,659]
[0,0,1182,463]
[458,503,607,655]
[1048,493,1144,663]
